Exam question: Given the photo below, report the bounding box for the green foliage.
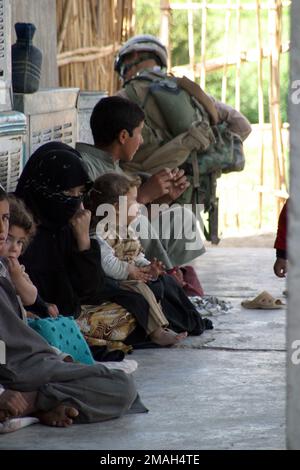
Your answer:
[136,0,160,37]
[135,0,290,124]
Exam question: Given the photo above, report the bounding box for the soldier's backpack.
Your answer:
[124,70,245,243]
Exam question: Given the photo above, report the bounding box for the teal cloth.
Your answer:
[28,316,95,365]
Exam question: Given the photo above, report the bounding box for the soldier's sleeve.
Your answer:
[212,98,252,141]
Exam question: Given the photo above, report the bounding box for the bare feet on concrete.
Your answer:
[36,405,79,427]
[150,327,188,346]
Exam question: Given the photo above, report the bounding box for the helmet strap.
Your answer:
[120,53,160,79]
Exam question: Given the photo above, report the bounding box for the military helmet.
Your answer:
[115,34,168,76]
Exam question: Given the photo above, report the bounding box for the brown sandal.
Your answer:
[241,291,285,310]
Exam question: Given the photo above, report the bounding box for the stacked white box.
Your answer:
[0,0,26,191]
[14,87,79,161]
[76,90,107,144]
[0,0,12,112]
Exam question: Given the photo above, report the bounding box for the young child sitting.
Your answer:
[5,197,88,362]
[86,173,212,342]
[5,196,59,318]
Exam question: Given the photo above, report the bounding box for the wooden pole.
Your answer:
[56,0,136,93]
[235,0,241,112]
[255,0,265,229]
[188,3,195,80]
[160,0,171,71]
[268,0,286,218]
[130,0,136,38]
[233,0,242,230]
[221,0,232,103]
[57,0,73,54]
[276,0,286,192]
[89,0,98,36]
[200,0,208,89]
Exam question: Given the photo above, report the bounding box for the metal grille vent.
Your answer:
[31,121,74,152]
[0,141,23,192]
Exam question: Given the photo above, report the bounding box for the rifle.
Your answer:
[191,150,220,245]
[207,171,220,245]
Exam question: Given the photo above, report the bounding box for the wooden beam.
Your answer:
[57,44,121,67]
[170,1,291,11]
[57,0,73,53]
[171,41,290,75]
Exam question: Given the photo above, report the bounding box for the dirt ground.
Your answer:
[204,231,276,248]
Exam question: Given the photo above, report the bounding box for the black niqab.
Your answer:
[16,142,92,229]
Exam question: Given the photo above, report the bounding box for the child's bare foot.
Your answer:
[36,405,79,427]
[150,327,188,346]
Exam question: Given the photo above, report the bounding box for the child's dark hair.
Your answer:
[7,195,36,248]
[0,185,8,201]
[85,173,141,229]
[90,96,145,146]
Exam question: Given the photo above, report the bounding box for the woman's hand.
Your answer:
[69,203,91,251]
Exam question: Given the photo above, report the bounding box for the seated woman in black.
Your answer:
[15,142,186,348]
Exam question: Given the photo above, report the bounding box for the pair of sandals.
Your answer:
[241,291,285,310]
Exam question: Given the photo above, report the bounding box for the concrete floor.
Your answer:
[0,247,286,450]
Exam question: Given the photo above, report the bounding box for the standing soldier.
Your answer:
[115,34,252,243]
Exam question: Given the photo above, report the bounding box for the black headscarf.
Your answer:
[16,142,92,229]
